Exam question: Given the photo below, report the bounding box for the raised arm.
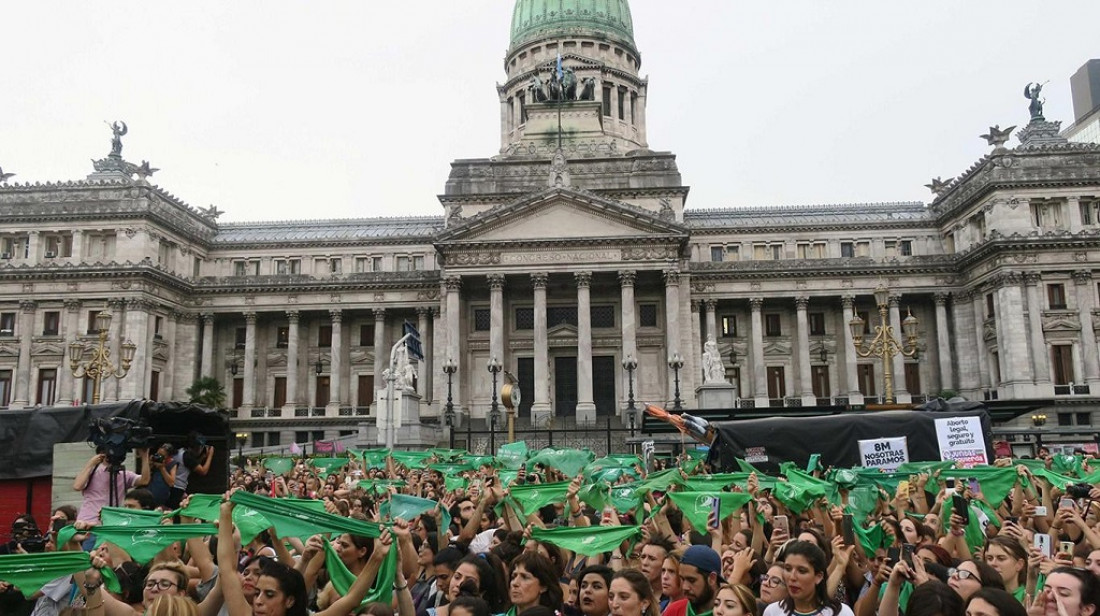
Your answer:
[317,529,393,616]
[133,448,152,488]
[74,454,105,492]
[217,501,252,616]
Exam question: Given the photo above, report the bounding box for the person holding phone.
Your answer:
[764,541,854,616]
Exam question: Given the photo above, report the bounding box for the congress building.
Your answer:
[2,0,1099,454]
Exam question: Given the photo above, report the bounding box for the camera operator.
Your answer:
[166,431,213,508]
[147,442,178,508]
[73,446,151,525]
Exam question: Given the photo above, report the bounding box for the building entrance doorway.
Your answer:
[554,356,577,416]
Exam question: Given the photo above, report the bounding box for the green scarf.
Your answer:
[526,448,595,477]
[383,494,438,521]
[231,491,382,539]
[263,457,295,475]
[0,551,121,597]
[93,523,217,564]
[636,467,686,493]
[941,467,1027,506]
[310,457,352,477]
[444,475,469,491]
[666,491,752,532]
[389,451,433,469]
[323,537,399,606]
[506,481,572,517]
[529,525,642,556]
[496,442,529,470]
[100,506,166,527]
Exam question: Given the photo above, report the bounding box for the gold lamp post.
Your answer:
[848,285,919,404]
[69,311,137,404]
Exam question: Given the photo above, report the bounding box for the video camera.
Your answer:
[88,417,154,466]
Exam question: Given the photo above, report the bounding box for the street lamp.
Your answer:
[622,355,638,437]
[235,432,249,468]
[69,310,136,404]
[443,357,458,449]
[1031,414,1048,451]
[487,356,502,454]
[667,352,684,410]
[848,285,918,404]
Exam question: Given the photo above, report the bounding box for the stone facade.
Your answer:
[1,2,1099,450]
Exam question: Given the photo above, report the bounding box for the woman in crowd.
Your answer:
[947,560,1004,601]
[1028,567,1100,616]
[436,553,508,616]
[660,553,685,611]
[576,565,612,616]
[509,551,565,616]
[316,532,374,609]
[759,563,790,608]
[608,570,659,616]
[965,588,1026,616]
[983,536,1028,602]
[763,540,854,616]
[714,583,758,616]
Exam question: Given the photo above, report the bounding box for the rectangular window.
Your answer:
[856,241,871,257]
[412,255,425,270]
[518,91,526,123]
[753,243,768,260]
[591,305,615,328]
[857,310,871,334]
[765,314,782,337]
[904,363,921,395]
[474,308,491,332]
[193,257,201,277]
[710,246,724,262]
[811,365,830,398]
[721,315,737,337]
[770,245,782,260]
[396,256,410,271]
[329,258,342,274]
[276,326,289,348]
[312,430,324,442]
[515,307,534,331]
[86,310,101,335]
[37,368,57,406]
[355,257,368,273]
[0,312,15,335]
[42,311,60,336]
[157,240,171,266]
[359,324,375,346]
[1080,199,1100,226]
[547,306,578,328]
[268,432,281,446]
[841,242,855,258]
[602,86,612,116]
[858,364,876,397]
[274,259,301,275]
[884,240,897,257]
[1048,283,1067,309]
[315,376,330,407]
[0,370,11,406]
[796,243,825,259]
[899,240,913,256]
[1051,345,1074,385]
[1076,412,1092,426]
[233,260,247,276]
[797,243,810,259]
[251,433,264,448]
[358,375,375,407]
[1058,413,1073,427]
[639,304,658,328]
[154,316,164,338]
[766,366,786,398]
[726,245,740,261]
[274,377,287,407]
[149,371,160,401]
[294,431,309,445]
[809,312,826,336]
[235,327,246,349]
[617,86,626,119]
[986,293,995,318]
[318,325,332,347]
[372,256,383,272]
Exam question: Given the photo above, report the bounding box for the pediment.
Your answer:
[548,324,578,338]
[437,187,687,245]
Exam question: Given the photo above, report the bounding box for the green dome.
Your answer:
[510,0,635,50]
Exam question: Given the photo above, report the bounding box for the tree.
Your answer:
[187,376,227,409]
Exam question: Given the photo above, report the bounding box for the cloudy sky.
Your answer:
[2,1,1098,222]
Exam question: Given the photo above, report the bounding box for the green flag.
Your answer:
[384,494,438,521]
[362,449,390,469]
[100,506,166,527]
[577,483,609,513]
[506,481,571,517]
[94,523,217,564]
[429,449,465,462]
[847,518,886,559]
[527,448,594,477]
[0,552,121,597]
[530,525,642,557]
[429,462,475,475]
[231,491,382,540]
[310,457,351,477]
[323,537,399,606]
[390,451,433,468]
[608,483,646,514]
[637,467,686,493]
[666,491,752,532]
[263,457,295,475]
[496,442,529,470]
[941,467,1027,506]
[895,461,956,475]
[444,475,469,491]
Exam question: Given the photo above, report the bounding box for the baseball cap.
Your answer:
[681,544,724,581]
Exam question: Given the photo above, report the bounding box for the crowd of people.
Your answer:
[2,440,1100,616]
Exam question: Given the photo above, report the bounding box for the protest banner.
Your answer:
[934,416,988,468]
[858,436,909,471]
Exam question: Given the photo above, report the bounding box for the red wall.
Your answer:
[0,478,52,542]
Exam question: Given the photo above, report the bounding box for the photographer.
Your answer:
[147,442,178,508]
[73,446,151,525]
[167,431,214,508]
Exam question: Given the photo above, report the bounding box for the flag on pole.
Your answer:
[289,442,302,455]
[556,53,563,81]
[314,440,334,454]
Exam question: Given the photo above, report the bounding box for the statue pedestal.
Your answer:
[696,383,739,410]
[371,389,438,448]
[523,100,605,143]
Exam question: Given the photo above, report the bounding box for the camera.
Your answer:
[19,536,46,553]
[1067,483,1092,499]
[88,417,154,466]
[151,452,165,464]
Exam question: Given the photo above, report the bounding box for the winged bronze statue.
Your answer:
[0,167,13,183]
[980,125,1016,148]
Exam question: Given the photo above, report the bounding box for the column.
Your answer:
[533,273,551,417]
[12,301,35,408]
[1074,271,1100,387]
[329,309,343,409]
[284,310,299,413]
[488,274,505,383]
[1024,275,1051,391]
[26,231,39,263]
[934,293,954,393]
[432,306,444,411]
[749,298,768,406]
[418,306,432,403]
[997,273,1034,389]
[636,86,648,146]
[144,303,157,399]
[242,312,256,411]
[576,271,596,421]
[105,299,125,402]
[71,230,84,262]
[499,96,510,150]
[703,299,718,344]
[888,296,911,402]
[841,296,862,402]
[163,312,178,401]
[664,269,681,404]
[444,276,462,414]
[971,291,991,390]
[373,308,387,399]
[619,270,636,411]
[952,293,980,395]
[200,313,215,378]
[795,297,815,404]
[58,299,81,404]
[173,314,199,401]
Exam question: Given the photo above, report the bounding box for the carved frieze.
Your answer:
[448,252,502,266]
[763,340,792,356]
[1042,311,1081,332]
[0,342,18,358]
[31,341,65,356]
[622,246,675,261]
[266,350,287,367]
[152,341,170,361]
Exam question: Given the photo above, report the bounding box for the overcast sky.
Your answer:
[2,1,1099,223]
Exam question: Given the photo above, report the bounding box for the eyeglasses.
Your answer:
[144,579,179,591]
[761,576,786,587]
[948,568,980,583]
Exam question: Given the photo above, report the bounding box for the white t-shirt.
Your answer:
[762,602,855,616]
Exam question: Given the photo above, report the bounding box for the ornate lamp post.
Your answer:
[848,285,919,404]
[487,356,502,454]
[1032,413,1047,450]
[667,352,684,410]
[69,311,136,404]
[235,432,249,468]
[443,357,458,449]
[622,355,638,437]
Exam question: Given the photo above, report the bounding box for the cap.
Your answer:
[681,544,723,580]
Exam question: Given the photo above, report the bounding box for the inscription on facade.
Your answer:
[500,250,620,264]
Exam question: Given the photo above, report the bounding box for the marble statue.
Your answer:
[394,343,417,392]
[701,338,727,384]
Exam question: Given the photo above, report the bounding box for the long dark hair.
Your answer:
[966,588,1026,616]
[511,551,565,610]
[457,553,508,613]
[1050,567,1100,614]
[258,559,308,616]
[779,540,838,615]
